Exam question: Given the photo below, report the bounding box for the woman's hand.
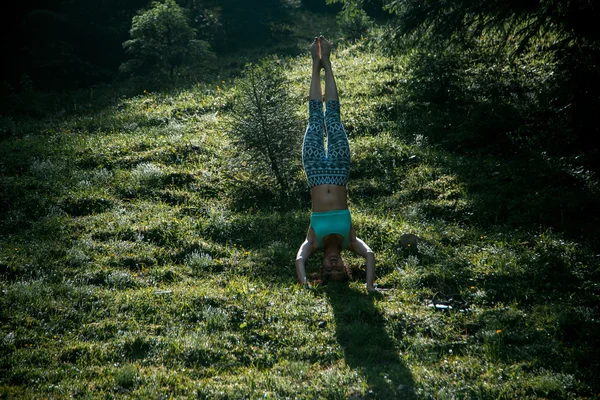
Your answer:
[296,258,307,286]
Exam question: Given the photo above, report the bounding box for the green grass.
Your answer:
[1,29,600,399]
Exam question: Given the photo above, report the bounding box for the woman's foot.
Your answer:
[311,37,321,67]
[319,36,332,63]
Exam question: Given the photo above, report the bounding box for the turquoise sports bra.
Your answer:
[310,209,352,249]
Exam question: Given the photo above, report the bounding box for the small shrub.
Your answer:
[114,363,138,390]
[107,271,136,289]
[186,251,215,275]
[229,59,302,195]
[132,162,164,184]
[65,246,91,267]
[203,306,229,332]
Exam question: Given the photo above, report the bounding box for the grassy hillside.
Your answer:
[1,23,600,400]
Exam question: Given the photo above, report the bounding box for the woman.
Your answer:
[295,36,376,292]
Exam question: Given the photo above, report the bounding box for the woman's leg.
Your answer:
[309,37,323,102]
[302,38,327,187]
[321,37,351,186]
[320,37,338,102]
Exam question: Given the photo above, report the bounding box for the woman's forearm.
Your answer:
[295,259,307,285]
[366,252,376,290]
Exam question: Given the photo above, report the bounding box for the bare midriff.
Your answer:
[311,185,348,212]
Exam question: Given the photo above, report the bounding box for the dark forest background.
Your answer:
[2,0,599,173]
[1,0,308,90]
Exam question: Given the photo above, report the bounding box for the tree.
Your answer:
[382,0,599,50]
[199,0,291,53]
[337,2,372,42]
[334,0,600,167]
[120,0,212,80]
[229,60,302,195]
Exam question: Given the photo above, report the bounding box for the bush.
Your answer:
[114,363,139,390]
[337,3,372,41]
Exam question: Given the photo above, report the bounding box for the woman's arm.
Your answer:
[348,227,376,292]
[296,228,317,285]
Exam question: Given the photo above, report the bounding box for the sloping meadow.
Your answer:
[1,42,599,399]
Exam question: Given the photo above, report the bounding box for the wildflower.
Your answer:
[470,286,475,289]
[143,90,147,94]
[496,329,502,334]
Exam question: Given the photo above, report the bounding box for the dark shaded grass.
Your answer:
[325,283,416,399]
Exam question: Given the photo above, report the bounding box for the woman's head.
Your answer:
[320,251,349,282]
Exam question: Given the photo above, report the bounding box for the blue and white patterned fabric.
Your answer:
[302,100,351,187]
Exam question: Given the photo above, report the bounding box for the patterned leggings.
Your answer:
[302,99,351,187]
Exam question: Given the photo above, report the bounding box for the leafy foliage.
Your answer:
[383,0,599,48]
[194,0,293,53]
[331,0,600,170]
[336,2,372,41]
[387,0,600,164]
[120,0,213,80]
[301,0,341,13]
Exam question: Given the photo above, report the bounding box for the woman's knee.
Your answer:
[324,99,341,117]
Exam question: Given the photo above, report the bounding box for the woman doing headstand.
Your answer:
[296,36,376,292]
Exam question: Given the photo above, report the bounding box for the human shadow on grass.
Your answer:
[324,283,416,399]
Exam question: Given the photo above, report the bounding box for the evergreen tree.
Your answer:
[229,60,302,194]
[121,0,212,80]
[334,0,600,166]
[201,0,291,52]
[337,2,372,41]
